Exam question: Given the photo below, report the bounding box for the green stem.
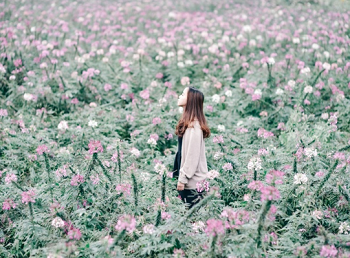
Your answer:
[256,200,272,248]
[315,160,339,197]
[43,153,53,202]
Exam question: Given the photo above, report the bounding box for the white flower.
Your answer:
[254,89,262,96]
[323,51,330,58]
[322,62,331,70]
[293,173,308,185]
[312,43,319,50]
[218,125,225,132]
[23,93,33,101]
[212,94,220,103]
[185,59,193,66]
[321,113,329,120]
[336,94,345,102]
[242,25,252,33]
[300,67,310,75]
[9,75,16,80]
[154,163,166,175]
[292,37,300,44]
[40,62,48,69]
[267,57,275,65]
[102,57,109,63]
[208,44,218,54]
[57,121,69,131]
[225,90,232,97]
[51,217,65,228]
[88,120,98,128]
[57,147,70,156]
[147,138,157,146]
[167,51,175,58]
[130,147,140,157]
[288,80,296,88]
[207,169,220,180]
[304,147,317,158]
[143,224,155,234]
[213,152,224,161]
[96,49,104,55]
[177,62,184,68]
[312,210,323,219]
[339,222,350,234]
[304,86,313,94]
[276,88,284,95]
[247,157,262,170]
[192,221,205,233]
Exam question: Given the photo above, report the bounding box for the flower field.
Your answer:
[1,0,350,257]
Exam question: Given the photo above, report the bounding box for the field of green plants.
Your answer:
[1,0,350,257]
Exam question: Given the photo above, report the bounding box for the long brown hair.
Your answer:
[175,87,210,138]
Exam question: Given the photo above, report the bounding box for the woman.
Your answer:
[173,86,210,209]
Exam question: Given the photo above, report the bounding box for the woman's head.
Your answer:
[175,87,210,138]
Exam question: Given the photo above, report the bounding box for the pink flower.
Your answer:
[222,163,233,171]
[320,245,338,257]
[258,148,269,156]
[88,140,103,154]
[36,145,50,155]
[156,73,163,79]
[71,98,79,104]
[196,180,210,192]
[104,84,112,92]
[115,183,132,196]
[221,208,249,228]
[68,228,82,240]
[161,211,171,220]
[21,189,36,204]
[252,94,261,101]
[152,117,162,125]
[248,181,264,191]
[315,171,325,177]
[265,170,284,185]
[13,59,22,67]
[111,150,124,162]
[205,219,225,236]
[150,133,159,141]
[70,174,84,186]
[181,77,190,86]
[206,105,213,112]
[0,109,8,117]
[277,122,285,130]
[140,89,150,99]
[121,83,128,89]
[333,152,345,160]
[90,175,100,185]
[260,185,280,201]
[115,214,136,233]
[213,135,224,144]
[5,173,17,184]
[257,128,274,138]
[3,199,16,210]
[164,81,172,88]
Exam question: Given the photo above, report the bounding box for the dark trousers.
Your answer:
[177,189,205,209]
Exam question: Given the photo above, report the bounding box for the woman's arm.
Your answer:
[178,126,202,185]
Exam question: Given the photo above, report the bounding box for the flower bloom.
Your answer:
[36,145,50,155]
[196,180,210,192]
[207,170,220,180]
[222,163,233,171]
[21,189,36,204]
[90,175,100,185]
[68,228,82,240]
[221,207,250,229]
[154,163,167,175]
[52,217,65,228]
[260,185,281,201]
[115,183,132,196]
[130,147,140,157]
[88,140,103,154]
[205,219,225,236]
[143,224,155,234]
[0,109,8,117]
[115,214,136,233]
[257,128,274,138]
[248,181,264,191]
[192,221,206,233]
[71,174,84,186]
[152,117,161,125]
[181,77,190,86]
[140,89,150,99]
[5,173,17,184]
[293,173,308,185]
[213,135,224,144]
[247,157,262,170]
[2,199,16,210]
[58,120,69,131]
[161,211,171,220]
[320,245,337,257]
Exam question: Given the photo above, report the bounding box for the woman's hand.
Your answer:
[177,182,185,191]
